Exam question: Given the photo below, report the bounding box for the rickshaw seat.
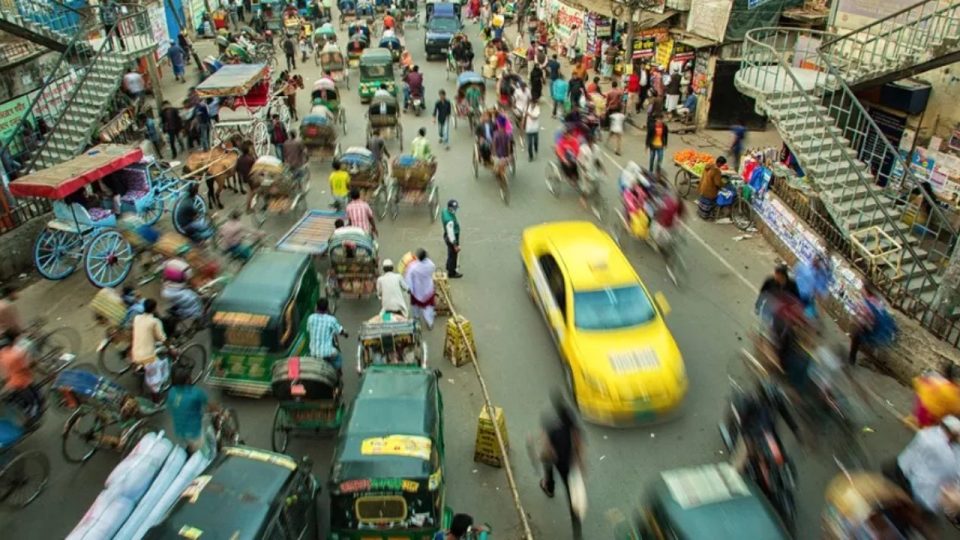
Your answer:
[118,169,150,203]
[0,417,24,449]
[236,81,270,108]
[53,201,116,228]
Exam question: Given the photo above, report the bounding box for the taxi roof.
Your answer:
[524,221,637,290]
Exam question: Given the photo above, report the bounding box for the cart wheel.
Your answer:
[172,195,207,235]
[545,163,561,197]
[175,343,208,385]
[121,420,156,457]
[271,405,290,453]
[674,168,694,199]
[0,450,49,509]
[429,185,440,223]
[62,407,104,463]
[387,184,399,221]
[84,230,134,288]
[33,228,82,281]
[141,197,164,226]
[732,196,754,231]
[472,146,479,179]
[373,187,388,220]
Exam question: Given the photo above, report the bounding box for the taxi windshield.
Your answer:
[428,17,460,33]
[573,286,655,330]
[361,64,392,78]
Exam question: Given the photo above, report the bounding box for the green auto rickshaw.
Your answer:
[612,462,790,540]
[206,249,320,397]
[328,366,451,539]
[144,446,322,540]
[358,47,396,103]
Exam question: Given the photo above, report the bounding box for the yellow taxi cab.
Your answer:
[520,221,687,425]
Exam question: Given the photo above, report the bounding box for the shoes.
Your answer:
[449,272,464,279]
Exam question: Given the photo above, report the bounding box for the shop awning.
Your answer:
[635,8,677,27]
[670,31,717,49]
[566,0,676,25]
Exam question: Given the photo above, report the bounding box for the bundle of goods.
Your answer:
[341,147,380,191]
[67,432,214,540]
[301,112,336,145]
[391,154,436,191]
[672,149,716,176]
[91,288,128,328]
[252,156,299,196]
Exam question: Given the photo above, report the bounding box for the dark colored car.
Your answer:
[424,5,461,59]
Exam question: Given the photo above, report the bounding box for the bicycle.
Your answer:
[17,319,82,387]
[61,393,164,464]
[211,407,242,451]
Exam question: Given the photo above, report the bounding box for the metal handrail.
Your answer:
[0,5,151,176]
[6,0,88,38]
[739,27,951,296]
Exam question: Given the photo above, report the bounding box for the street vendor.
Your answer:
[696,156,728,219]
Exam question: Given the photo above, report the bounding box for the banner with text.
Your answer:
[631,27,669,59]
[0,96,34,143]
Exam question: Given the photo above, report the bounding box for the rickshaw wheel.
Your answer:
[387,184,399,221]
[344,72,350,90]
[314,50,322,67]
[33,228,82,281]
[175,343,209,385]
[141,197,164,226]
[397,123,404,151]
[339,109,347,134]
[374,187,388,220]
[271,405,290,453]
[545,163,561,197]
[62,407,104,463]
[0,450,49,509]
[732,195,754,232]
[429,185,440,223]
[472,146,479,179]
[84,230,135,288]
[325,285,339,315]
[172,195,207,235]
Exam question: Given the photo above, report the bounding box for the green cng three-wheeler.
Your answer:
[329,366,451,539]
[358,48,396,103]
[206,250,320,397]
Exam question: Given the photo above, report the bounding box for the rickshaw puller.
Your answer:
[307,298,349,371]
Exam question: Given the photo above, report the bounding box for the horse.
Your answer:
[182,133,246,209]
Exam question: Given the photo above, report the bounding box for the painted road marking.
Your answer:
[599,150,759,294]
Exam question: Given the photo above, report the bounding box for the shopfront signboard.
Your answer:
[686,0,733,43]
[671,42,694,63]
[0,96,33,143]
[631,27,669,59]
[552,2,585,44]
[654,39,673,69]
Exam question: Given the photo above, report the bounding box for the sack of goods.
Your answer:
[251,155,285,177]
[91,288,127,327]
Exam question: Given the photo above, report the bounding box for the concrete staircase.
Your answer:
[736,27,957,307]
[3,6,155,173]
[819,0,960,89]
[0,0,84,52]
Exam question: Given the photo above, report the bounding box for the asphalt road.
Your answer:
[0,19,927,540]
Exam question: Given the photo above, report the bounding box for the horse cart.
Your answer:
[195,63,284,158]
[7,145,186,288]
[386,155,440,221]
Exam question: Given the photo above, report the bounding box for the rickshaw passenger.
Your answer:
[175,184,214,242]
[307,298,348,370]
[474,111,496,164]
[492,118,511,161]
[382,27,396,39]
[122,286,146,326]
[403,66,424,110]
[374,83,393,99]
[218,209,261,261]
[411,127,432,161]
[0,331,42,424]
[555,128,580,178]
[161,265,203,337]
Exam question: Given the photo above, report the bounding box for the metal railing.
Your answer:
[0,41,45,66]
[2,0,85,40]
[819,0,960,83]
[770,177,960,349]
[737,27,955,302]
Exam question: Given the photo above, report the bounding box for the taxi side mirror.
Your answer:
[654,292,671,316]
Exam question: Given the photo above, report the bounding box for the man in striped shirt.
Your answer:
[345,188,378,236]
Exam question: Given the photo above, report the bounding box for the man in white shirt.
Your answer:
[131,299,169,400]
[524,100,541,162]
[608,110,625,156]
[123,69,145,100]
[893,415,960,514]
[376,259,409,317]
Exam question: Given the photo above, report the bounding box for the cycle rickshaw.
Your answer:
[318,44,350,89]
[446,32,470,79]
[346,33,369,68]
[367,94,404,149]
[546,152,609,222]
[0,402,49,509]
[270,356,344,452]
[301,107,342,162]
[249,156,311,225]
[313,22,337,50]
[338,0,357,28]
[8,145,171,288]
[387,154,440,221]
[312,77,348,129]
[400,0,418,28]
[339,146,388,216]
[455,71,485,130]
[325,227,379,314]
[348,19,371,42]
[379,34,403,62]
[472,124,516,205]
[356,319,428,374]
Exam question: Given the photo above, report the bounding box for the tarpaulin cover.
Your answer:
[8,145,143,199]
[196,63,270,98]
[724,0,803,41]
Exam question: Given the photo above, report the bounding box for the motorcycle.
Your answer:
[404,83,425,115]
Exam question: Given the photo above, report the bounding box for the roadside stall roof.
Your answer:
[212,249,312,317]
[144,447,298,540]
[8,145,143,199]
[196,63,270,98]
[331,367,438,485]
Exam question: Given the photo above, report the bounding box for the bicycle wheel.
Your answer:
[98,334,133,376]
[272,405,290,453]
[121,421,156,457]
[35,326,82,376]
[732,196,754,231]
[62,407,104,463]
[545,163,560,197]
[215,408,242,450]
[0,450,50,508]
[674,168,694,198]
[175,344,208,385]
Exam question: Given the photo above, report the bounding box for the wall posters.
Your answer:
[149,2,171,59]
[0,96,33,143]
[654,39,673,69]
[189,0,206,32]
[692,49,711,92]
[552,2,585,45]
[631,27,669,59]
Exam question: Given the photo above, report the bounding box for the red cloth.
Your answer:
[627,73,640,93]
[411,291,436,308]
[555,133,580,162]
